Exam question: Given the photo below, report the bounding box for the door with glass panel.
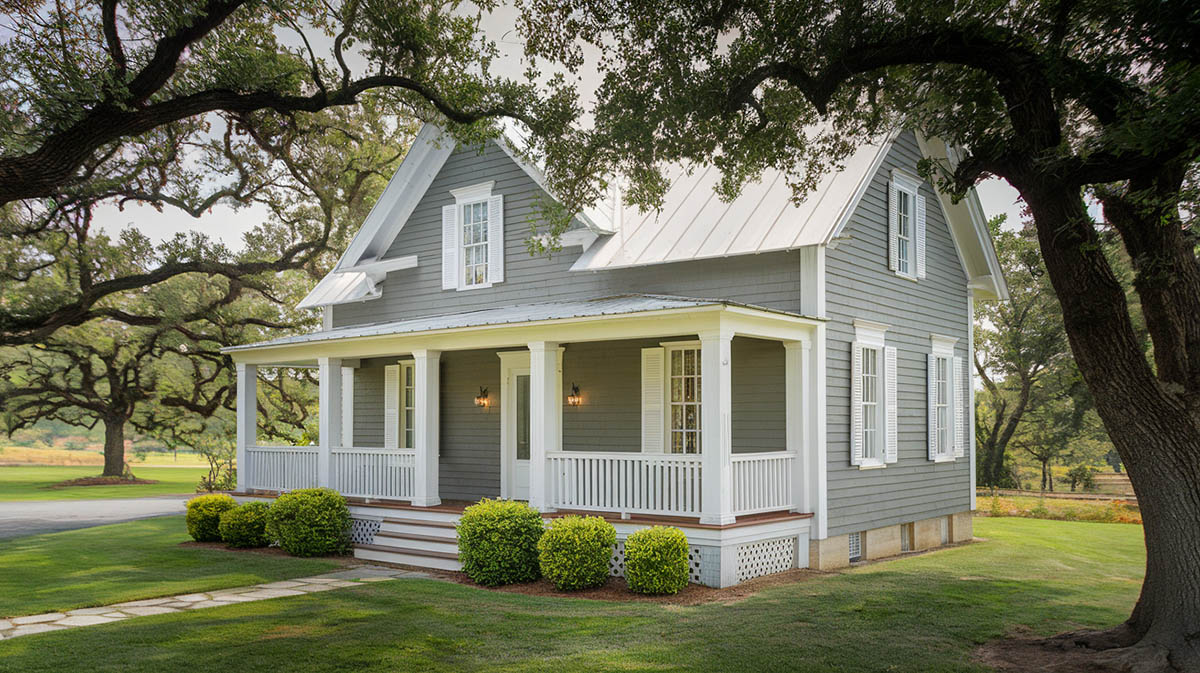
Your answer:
[501,354,531,500]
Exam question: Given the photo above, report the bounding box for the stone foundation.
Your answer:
[809,511,973,568]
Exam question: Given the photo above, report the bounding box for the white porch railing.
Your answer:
[548,451,704,517]
[731,452,795,516]
[244,446,319,491]
[331,448,416,499]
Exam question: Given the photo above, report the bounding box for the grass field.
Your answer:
[0,465,208,501]
[979,493,1141,524]
[0,517,1143,672]
[0,445,207,467]
[0,516,342,617]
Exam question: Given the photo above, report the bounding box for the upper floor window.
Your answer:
[889,172,926,280]
[443,182,504,291]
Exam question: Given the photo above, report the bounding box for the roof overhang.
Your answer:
[296,255,418,310]
[226,295,823,365]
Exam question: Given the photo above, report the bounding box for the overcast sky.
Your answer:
[93,6,1032,249]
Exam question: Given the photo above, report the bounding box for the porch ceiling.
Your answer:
[224,294,823,364]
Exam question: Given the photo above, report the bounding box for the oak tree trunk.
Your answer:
[102,417,126,478]
[1020,183,1200,670]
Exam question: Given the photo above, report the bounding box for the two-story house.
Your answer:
[225,123,1007,587]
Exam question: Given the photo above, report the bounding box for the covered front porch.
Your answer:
[227,295,825,529]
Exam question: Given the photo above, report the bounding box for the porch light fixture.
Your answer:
[566,383,583,407]
[474,386,490,408]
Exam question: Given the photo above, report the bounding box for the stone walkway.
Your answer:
[0,565,430,639]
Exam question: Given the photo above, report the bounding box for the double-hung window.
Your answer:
[889,172,925,280]
[667,345,702,454]
[928,335,962,462]
[443,182,504,291]
[852,320,897,467]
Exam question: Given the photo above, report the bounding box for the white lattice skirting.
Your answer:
[608,541,705,585]
[735,536,797,583]
[349,517,381,546]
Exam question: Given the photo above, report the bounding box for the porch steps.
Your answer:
[352,513,462,571]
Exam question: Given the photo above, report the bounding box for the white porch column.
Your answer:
[700,330,735,525]
[341,365,356,448]
[412,350,441,507]
[785,339,810,513]
[235,363,257,492]
[317,357,343,488]
[528,341,561,512]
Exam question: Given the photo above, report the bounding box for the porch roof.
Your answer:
[223,294,821,356]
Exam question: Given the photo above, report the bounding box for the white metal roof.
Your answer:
[225,294,808,353]
[571,140,888,271]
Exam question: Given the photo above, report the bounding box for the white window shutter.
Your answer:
[888,181,900,272]
[927,354,938,461]
[487,194,504,284]
[384,365,400,450]
[915,194,927,279]
[885,346,898,464]
[954,355,967,458]
[441,205,458,290]
[850,342,863,466]
[640,347,665,453]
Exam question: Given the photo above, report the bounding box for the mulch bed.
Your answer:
[44,475,160,489]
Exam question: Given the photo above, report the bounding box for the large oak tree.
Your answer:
[520,1,1200,670]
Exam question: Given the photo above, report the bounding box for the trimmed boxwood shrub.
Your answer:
[624,526,690,595]
[185,494,237,542]
[265,488,350,557]
[537,515,617,591]
[456,499,544,586]
[218,501,271,548]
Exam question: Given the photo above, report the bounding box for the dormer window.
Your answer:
[443,181,504,291]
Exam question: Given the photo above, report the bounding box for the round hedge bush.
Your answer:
[624,526,690,595]
[185,494,238,542]
[218,501,271,548]
[456,499,544,586]
[265,488,350,557]
[537,515,617,591]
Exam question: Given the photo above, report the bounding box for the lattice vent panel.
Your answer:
[736,536,796,583]
[608,541,705,585]
[349,518,381,546]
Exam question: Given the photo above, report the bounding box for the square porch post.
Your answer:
[235,363,257,492]
[412,349,441,507]
[785,339,810,513]
[317,357,343,489]
[700,330,735,525]
[528,341,561,512]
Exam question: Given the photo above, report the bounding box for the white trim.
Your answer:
[449,180,495,203]
[890,171,920,280]
[398,362,416,449]
[853,319,890,346]
[341,366,355,448]
[659,339,702,348]
[411,350,441,507]
[930,334,958,356]
[498,351,531,500]
[891,170,922,193]
[663,343,703,455]
[344,255,419,279]
[968,292,977,509]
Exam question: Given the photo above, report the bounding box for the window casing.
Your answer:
[895,189,913,275]
[860,346,881,462]
[667,345,701,454]
[461,200,489,287]
[933,355,951,457]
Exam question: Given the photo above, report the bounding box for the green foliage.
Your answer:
[219,502,271,548]
[456,499,545,586]
[536,516,616,591]
[1066,465,1097,493]
[265,488,351,557]
[185,494,238,542]
[624,526,690,595]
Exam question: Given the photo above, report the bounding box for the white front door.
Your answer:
[500,353,531,500]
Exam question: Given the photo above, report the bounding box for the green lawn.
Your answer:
[0,517,1144,672]
[0,516,341,617]
[0,465,208,501]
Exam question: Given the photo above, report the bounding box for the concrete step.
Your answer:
[354,544,462,571]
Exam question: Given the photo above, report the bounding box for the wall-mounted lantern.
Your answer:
[566,383,583,407]
[474,386,491,408]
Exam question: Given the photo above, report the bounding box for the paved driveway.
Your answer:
[0,496,191,539]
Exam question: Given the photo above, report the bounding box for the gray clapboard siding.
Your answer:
[824,131,972,537]
[352,366,385,448]
[731,338,786,453]
[330,140,803,328]
[439,349,503,501]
